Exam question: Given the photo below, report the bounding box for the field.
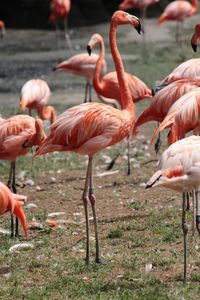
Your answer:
[0,14,200,299]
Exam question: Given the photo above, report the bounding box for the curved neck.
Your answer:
[93,39,106,95]
[109,21,134,111]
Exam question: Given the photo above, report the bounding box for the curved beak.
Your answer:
[87,45,92,56]
[191,41,197,53]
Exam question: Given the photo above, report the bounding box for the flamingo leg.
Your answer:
[88,82,92,102]
[10,160,19,238]
[154,123,162,154]
[192,190,196,236]
[195,189,200,235]
[88,156,101,263]
[64,17,73,54]
[82,156,92,264]
[127,136,131,175]
[182,192,189,284]
[84,81,89,103]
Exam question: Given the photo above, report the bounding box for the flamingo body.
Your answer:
[119,0,159,10]
[157,0,198,25]
[135,79,200,128]
[0,182,28,240]
[49,0,71,22]
[0,20,5,37]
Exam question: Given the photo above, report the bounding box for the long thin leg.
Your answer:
[88,82,92,102]
[182,192,189,284]
[154,123,162,154]
[82,156,92,264]
[127,136,131,176]
[11,161,19,238]
[88,156,101,263]
[84,81,89,103]
[64,17,73,54]
[192,190,196,236]
[195,189,200,235]
[8,162,14,238]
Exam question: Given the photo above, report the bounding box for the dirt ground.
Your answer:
[0,13,200,299]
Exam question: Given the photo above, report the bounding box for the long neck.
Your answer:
[93,39,106,95]
[37,106,56,123]
[109,22,134,111]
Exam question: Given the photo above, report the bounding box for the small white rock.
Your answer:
[145,263,152,272]
[25,179,34,186]
[0,227,10,235]
[25,203,37,209]
[9,243,34,253]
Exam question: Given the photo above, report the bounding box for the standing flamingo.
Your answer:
[0,20,5,38]
[49,0,72,52]
[53,53,107,103]
[146,135,200,283]
[34,11,141,264]
[157,0,198,44]
[0,115,46,237]
[0,182,28,240]
[87,33,152,174]
[20,79,56,124]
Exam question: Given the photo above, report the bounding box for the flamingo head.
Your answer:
[87,33,103,56]
[191,23,200,53]
[111,11,141,35]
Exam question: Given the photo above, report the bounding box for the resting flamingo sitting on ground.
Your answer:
[0,115,46,237]
[146,135,200,283]
[20,79,56,124]
[49,0,72,52]
[157,0,198,44]
[53,53,107,103]
[0,20,5,38]
[0,182,28,240]
[34,11,141,264]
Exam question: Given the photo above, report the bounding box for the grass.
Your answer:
[0,18,200,300]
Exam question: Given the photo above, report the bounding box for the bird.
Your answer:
[119,0,160,33]
[34,10,141,264]
[151,87,200,145]
[20,79,56,124]
[157,0,198,44]
[49,0,72,53]
[0,182,28,240]
[191,22,200,52]
[53,53,107,103]
[0,20,5,38]
[134,79,200,152]
[87,32,152,174]
[146,135,200,283]
[0,115,46,237]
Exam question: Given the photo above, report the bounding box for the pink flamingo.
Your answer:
[49,0,72,52]
[53,53,107,103]
[157,0,198,43]
[146,135,200,283]
[87,32,152,174]
[20,79,56,124]
[0,20,5,38]
[134,79,200,151]
[34,11,141,264]
[119,0,160,32]
[0,182,28,240]
[0,115,46,237]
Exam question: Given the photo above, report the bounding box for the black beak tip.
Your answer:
[137,21,142,35]
[87,45,92,56]
[52,67,56,72]
[191,42,197,53]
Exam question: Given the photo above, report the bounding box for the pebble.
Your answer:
[139,182,146,187]
[27,221,43,230]
[0,227,10,235]
[36,185,42,191]
[47,212,65,218]
[145,263,152,273]
[25,203,37,209]
[50,177,57,183]
[25,179,34,186]
[9,243,34,253]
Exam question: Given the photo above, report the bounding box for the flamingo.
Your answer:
[0,182,28,240]
[49,0,72,52]
[146,135,200,283]
[53,53,107,103]
[20,79,56,124]
[34,11,141,264]
[134,79,200,151]
[157,0,198,44]
[119,0,160,33]
[0,115,46,237]
[87,33,152,174]
[191,22,200,52]
[0,20,5,38]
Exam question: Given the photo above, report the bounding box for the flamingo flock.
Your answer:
[1,1,200,286]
